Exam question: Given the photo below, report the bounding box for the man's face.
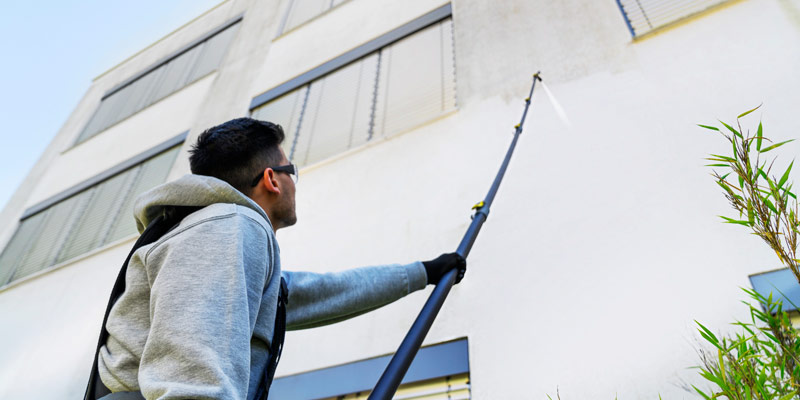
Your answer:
[272,149,297,228]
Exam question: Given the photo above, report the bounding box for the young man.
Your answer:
[94,118,465,399]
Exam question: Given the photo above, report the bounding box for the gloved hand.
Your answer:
[422,252,467,285]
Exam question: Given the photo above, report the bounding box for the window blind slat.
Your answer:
[0,145,182,288]
[55,169,138,263]
[11,191,91,282]
[191,23,240,81]
[291,53,378,167]
[150,45,204,103]
[253,18,455,169]
[618,0,728,36]
[0,212,49,285]
[251,87,307,160]
[374,19,456,138]
[105,147,180,243]
[284,0,330,32]
[76,22,239,145]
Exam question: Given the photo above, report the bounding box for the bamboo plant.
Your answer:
[693,107,800,399]
[700,105,798,280]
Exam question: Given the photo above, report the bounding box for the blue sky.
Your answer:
[0,0,222,212]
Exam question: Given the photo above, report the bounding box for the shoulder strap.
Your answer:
[257,277,289,400]
[84,206,201,400]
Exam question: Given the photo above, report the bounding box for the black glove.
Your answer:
[422,252,467,285]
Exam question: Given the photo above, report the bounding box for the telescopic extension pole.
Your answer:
[368,73,542,400]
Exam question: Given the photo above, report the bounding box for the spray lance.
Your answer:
[367,72,544,399]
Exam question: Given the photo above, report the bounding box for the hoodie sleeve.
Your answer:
[283,262,428,330]
[137,213,269,400]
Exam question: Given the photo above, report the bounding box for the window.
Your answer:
[280,0,348,34]
[615,0,730,37]
[750,268,800,313]
[252,11,456,168]
[0,142,181,287]
[75,18,241,145]
[270,339,470,399]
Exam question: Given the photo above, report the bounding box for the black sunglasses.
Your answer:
[251,164,299,187]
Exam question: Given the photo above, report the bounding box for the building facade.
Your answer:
[1,0,799,398]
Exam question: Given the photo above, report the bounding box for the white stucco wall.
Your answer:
[1,0,799,398]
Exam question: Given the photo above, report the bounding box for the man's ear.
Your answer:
[261,168,281,195]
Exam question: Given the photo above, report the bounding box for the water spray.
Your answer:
[540,79,571,128]
[367,72,544,399]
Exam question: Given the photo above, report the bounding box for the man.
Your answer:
[94,118,465,399]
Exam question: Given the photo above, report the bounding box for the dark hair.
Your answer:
[189,118,285,195]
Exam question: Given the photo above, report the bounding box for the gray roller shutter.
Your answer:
[105,147,180,243]
[55,169,138,263]
[11,191,90,282]
[251,87,308,160]
[76,22,240,145]
[0,145,181,287]
[374,19,456,138]
[291,53,378,167]
[252,17,456,169]
[190,22,240,81]
[617,0,730,37]
[282,0,330,33]
[0,212,48,285]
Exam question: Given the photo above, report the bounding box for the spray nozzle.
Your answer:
[533,71,543,81]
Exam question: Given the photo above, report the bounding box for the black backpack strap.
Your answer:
[84,206,200,400]
[255,277,289,400]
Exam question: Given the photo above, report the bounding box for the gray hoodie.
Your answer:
[97,175,428,400]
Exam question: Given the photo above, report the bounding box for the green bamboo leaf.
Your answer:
[720,216,751,226]
[696,321,722,348]
[779,391,798,400]
[693,385,712,400]
[778,160,793,188]
[711,154,736,162]
[698,124,720,132]
[758,168,769,181]
[763,330,779,343]
[767,176,778,194]
[720,120,743,138]
[700,371,727,389]
[738,104,762,119]
[717,180,734,194]
[760,139,795,153]
[739,175,745,189]
[706,164,730,167]
[756,122,763,151]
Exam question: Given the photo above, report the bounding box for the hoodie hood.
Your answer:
[133,174,270,233]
